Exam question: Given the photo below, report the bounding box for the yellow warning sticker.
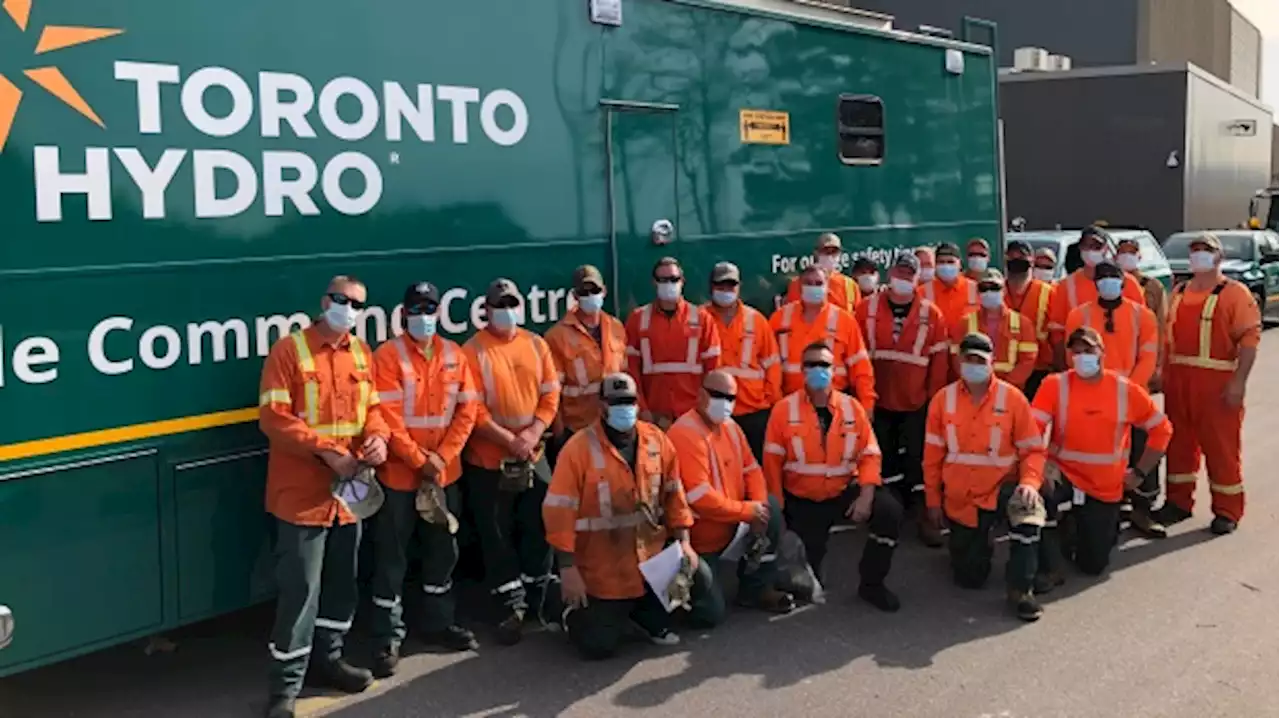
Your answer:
[739,109,789,145]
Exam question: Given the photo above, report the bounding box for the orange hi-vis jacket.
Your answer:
[855,293,950,412]
[704,301,783,415]
[373,335,479,491]
[625,301,722,419]
[761,389,882,505]
[1030,370,1172,503]
[950,307,1039,389]
[544,310,628,432]
[785,270,861,313]
[922,379,1046,528]
[542,421,694,600]
[259,326,391,526]
[1165,279,1261,379]
[768,301,876,411]
[1065,298,1159,388]
[918,275,978,327]
[461,329,561,470]
[1005,278,1054,369]
[667,410,768,555]
[1047,270,1144,343]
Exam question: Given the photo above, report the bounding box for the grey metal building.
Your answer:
[838,0,1264,97]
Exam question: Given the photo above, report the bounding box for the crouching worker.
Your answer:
[668,369,795,628]
[923,333,1048,622]
[762,341,903,612]
[1031,327,1172,580]
[543,373,697,659]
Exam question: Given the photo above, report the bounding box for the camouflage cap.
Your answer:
[1007,487,1047,528]
[600,372,638,402]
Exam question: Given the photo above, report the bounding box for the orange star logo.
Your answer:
[0,0,123,152]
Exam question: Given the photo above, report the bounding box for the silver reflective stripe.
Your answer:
[778,303,794,366]
[873,349,928,366]
[423,582,452,595]
[494,579,523,594]
[1140,411,1166,430]
[574,356,590,387]
[315,617,352,632]
[1008,533,1039,545]
[378,390,404,403]
[924,433,946,447]
[764,442,787,456]
[269,643,312,661]
[740,310,755,371]
[1031,408,1052,424]
[840,394,857,465]
[1067,276,1078,310]
[596,477,613,518]
[825,305,839,335]
[544,492,580,509]
[868,534,897,547]
[372,596,400,609]
[686,482,713,502]
[562,382,602,398]
[393,337,418,417]
[639,303,701,374]
[1015,436,1044,449]
[865,296,879,352]
[575,513,645,531]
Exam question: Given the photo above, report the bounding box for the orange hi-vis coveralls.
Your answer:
[704,301,783,415]
[1163,280,1261,522]
[857,293,950,411]
[768,301,876,411]
[373,334,479,490]
[1047,270,1144,353]
[1064,299,1159,387]
[949,307,1039,389]
[542,421,693,599]
[785,270,861,313]
[461,329,561,469]
[918,275,978,327]
[545,311,628,433]
[667,410,768,554]
[625,301,722,422]
[1005,278,1054,372]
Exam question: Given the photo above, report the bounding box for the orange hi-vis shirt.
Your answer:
[625,301,722,419]
[372,334,479,491]
[768,301,876,411]
[704,301,783,415]
[918,275,978,327]
[949,307,1039,390]
[542,421,694,600]
[922,379,1046,528]
[856,293,950,412]
[1005,278,1054,369]
[1065,298,1159,388]
[1166,279,1261,380]
[461,329,561,470]
[1047,270,1144,342]
[667,410,768,555]
[544,310,628,432]
[785,271,861,313]
[258,325,390,527]
[761,389,882,505]
[1031,371,1172,503]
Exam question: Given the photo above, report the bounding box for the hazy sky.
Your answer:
[1232,0,1278,117]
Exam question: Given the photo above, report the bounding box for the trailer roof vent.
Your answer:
[1013,47,1050,72]
[916,24,953,39]
[1047,54,1072,72]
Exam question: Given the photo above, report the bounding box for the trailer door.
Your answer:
[604,103,680,316]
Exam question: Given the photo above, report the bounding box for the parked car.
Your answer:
[1008,228,1174,291]
[1163,229,1280,324]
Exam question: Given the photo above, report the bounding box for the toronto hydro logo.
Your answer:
[1,0,530,223]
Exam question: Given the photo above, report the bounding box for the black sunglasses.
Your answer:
[654,275,683,284]
[606,397,638,407]
[706,389,736,401]
[575,286,604,297]
[405,302,440,316]
[328,293,367,310]
[803,360,833,369]
[489,296,520,309]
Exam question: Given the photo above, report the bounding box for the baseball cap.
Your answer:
[485,278,521,306]
[1006,239,1033,256]
[1079,226,1110,247]
[815,233,842,251]
[600,372,638,402]
[893,252,921,274]
[852,257,877,273]
[710,261,741,284]
[1067,326,1104,351]
[935,243,961,260]
[966,237,990,253]
[1007,488,1047,528]
[1190,232,1223,251]
[1034,247,1058,263]
[977,268,1005,287]
[572,265,605,293]
[402,281,440,308]
[1093,261,1123,280]
[1115,235,1140,249]
[958,332,994,361]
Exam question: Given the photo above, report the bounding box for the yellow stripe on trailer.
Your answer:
[0,407,259,462]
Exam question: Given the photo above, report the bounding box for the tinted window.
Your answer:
[1134,233,1164,264]
[1163,233,1254,260]
[837,95,884,165]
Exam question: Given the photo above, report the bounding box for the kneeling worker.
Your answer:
[762,341,903,612]
[543,373,696,659]
[924,333,1048,622]
[1031,327,1172,578]
[668,369,795,627]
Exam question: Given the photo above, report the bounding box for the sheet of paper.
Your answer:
[718,523,752,563]
[639,542,684,612]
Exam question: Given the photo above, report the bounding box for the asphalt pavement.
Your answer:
[2,333,1276,718]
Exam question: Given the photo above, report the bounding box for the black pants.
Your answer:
[947,483,1039,593]
[872,407,927,509]
[782,485,902,585]
[1127,427,1161,512]
[1041,481,1122,577]
[463,465,557,622]
[735,408,771,465]
[1024,369,1051,402]
[564,589,671,660]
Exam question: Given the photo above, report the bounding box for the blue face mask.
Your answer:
[406,314,437,340]
[960,362,991,385]
[1072,352,1101,378]
[1096,277,1123,301]
[489,307,518,330]
[801,285,826,305]
[711,290,738,307]
[605,403,638,431]
[804,366,833,391]
[936,263,960,282]
[577,293,604,314]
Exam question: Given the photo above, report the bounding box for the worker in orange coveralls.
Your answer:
[1047,226,1145,368]
[1154,232,1261,535]
[949,269,1038,391]
[785,232,861,312]
[1003,240,1055,399]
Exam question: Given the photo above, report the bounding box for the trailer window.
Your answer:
[837,95,884,165]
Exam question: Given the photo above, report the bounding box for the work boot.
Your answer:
[306,658,374,694]
[371,645,399,679]
[1209,516,1238,535]
[740,587,796,615]
[1032,571,1065,595]
[917,514,944,548]
[858,583,901,613]
[1154,503,1193,527]
[423,625,479,652]
[1007,588,1043,622]
[494,611,525,646]
[1129,508,1168,538]
[264,696,295,718]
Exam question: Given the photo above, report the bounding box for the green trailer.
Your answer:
[0,0,1002,674]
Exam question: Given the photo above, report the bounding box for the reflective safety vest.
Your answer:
[858,294,950,412]
[668,411,768,554]
[1067,299,1158,386]
[920,276,978,326]
[290,330,373,438]
[1167,280,1239,372]
[704,303,782,414]
[1006,279,1053,369]
[625,301,722,418]
[542,421,694,600]
[956,309,1037,375]
[545,311,628,432]
[761,390,882,504]
[769,302,875,407]
[462,329,561,469]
